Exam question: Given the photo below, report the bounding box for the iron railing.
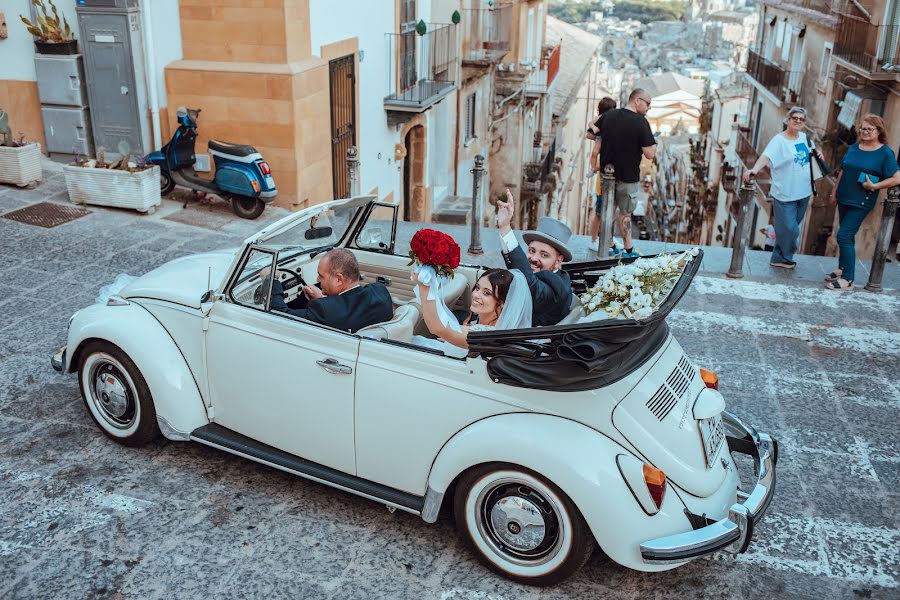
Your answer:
[735,129,772,196]
[384,23,457,110]
[834,16,900,75]
[746,49,788,100]
[524,44,561,95]
[462,2,512,63]
[763,0,834,14]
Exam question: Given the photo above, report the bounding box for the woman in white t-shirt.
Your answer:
[743,107,821,269]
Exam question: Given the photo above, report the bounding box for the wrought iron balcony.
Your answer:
[745,49,801,102]
[524,44,561,96]
[384,23,457,113]
[833,15,900,79]
[762,0,834,15]
[462,2,512,64]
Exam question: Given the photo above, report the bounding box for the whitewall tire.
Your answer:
[453,464,595,586]
[77,341,160,447]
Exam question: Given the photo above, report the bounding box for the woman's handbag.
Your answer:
[807,143,831,196]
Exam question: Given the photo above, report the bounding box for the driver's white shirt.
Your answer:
[338,284,361,296]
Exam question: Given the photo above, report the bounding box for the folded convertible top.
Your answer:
[465,249,702,391]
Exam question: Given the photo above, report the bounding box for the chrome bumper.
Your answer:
[51,345,66,373]
[639,411,778,564]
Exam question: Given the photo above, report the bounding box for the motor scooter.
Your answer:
[145,107,277,219]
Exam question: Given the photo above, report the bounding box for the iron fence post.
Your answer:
[864,185,900,292]
[727,175,756,278]
[346,146,359,198]
[599,164,616,258]
[467,154,485,255]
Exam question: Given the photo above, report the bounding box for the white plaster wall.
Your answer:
[146,0,182,107]
[0,0,78,81]
[309,0,434,202]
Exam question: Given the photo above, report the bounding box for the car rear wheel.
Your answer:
[453,464,595,586]
[231,195,265,220]
[77,341,159,447]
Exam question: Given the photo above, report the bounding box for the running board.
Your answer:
[190,423,425,515]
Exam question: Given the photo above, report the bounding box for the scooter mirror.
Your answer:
[305,226,334,240]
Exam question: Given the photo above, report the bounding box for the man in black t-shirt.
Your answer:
[597,88,657,258]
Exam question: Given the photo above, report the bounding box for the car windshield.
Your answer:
[262,205,359,259]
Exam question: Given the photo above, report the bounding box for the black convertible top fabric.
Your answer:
[485,322,669,392]
[466,249,703,392]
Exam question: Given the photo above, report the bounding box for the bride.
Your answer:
[412,268,532,356]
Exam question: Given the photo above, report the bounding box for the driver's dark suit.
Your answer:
[270,281,393,333]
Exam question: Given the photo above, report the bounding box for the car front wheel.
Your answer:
[78,341,159,447]
[453,464,595,586]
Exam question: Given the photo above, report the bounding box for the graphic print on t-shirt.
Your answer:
[792,142,810,167]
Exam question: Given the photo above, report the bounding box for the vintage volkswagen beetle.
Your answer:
[51,196,777,586]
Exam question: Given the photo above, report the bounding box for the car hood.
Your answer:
[120,250,236,308]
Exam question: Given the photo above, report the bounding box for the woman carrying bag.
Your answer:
[825,114,900,291]
[743,107,822,269]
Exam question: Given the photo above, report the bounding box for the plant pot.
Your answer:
[35,40,79,55]
[64,164,161,213]
[0,143,42,187]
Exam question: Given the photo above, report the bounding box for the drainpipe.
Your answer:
[141,1,162,150]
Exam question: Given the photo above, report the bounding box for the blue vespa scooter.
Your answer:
[146,107,277,219]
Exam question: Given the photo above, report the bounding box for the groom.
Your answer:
[497,191,574,326]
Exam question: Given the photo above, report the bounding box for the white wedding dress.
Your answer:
[411,268,532,358]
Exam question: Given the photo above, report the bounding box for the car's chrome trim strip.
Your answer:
[190,424,425,517]
[421,486,444,523]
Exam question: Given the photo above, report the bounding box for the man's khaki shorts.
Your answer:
[614,181,639,214]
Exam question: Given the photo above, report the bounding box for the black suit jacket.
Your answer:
[503,245,574,327]
[270,281,393,333]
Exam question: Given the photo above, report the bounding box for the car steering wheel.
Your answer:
[253,269,306,306]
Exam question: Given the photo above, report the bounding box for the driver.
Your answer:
[267,248,393,333]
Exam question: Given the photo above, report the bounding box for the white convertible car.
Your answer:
[52,196,777,586]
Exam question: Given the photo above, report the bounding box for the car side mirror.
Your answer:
[305,226,333,240]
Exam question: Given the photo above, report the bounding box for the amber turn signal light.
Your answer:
[642,464,666,510]
[699,368,718,390]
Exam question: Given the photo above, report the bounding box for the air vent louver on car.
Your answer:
[646,354,696,421]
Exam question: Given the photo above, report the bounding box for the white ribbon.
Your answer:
[413,265,461,333]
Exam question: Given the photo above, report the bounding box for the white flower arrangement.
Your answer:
[579,248,700,320]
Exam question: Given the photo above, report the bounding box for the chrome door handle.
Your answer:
[316,358,353,375]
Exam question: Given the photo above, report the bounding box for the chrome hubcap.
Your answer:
[477,479,562,564]
[88,358,137,430]
[490,496,546,552]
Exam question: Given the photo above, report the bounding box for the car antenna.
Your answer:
[207,266,211,294]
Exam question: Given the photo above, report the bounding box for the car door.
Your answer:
[204,247,359,475]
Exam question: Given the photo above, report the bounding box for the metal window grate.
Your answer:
[2,202,91,228]
[646,354,696,422]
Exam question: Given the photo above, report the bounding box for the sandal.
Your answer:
[824,271,842,282]
[825,278,853,291]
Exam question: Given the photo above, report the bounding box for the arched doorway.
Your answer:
[403,125,425,221]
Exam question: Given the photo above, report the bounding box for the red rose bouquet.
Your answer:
[408,228,461,278]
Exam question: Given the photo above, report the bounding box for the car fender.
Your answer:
[426,412,692,572]
[66,302,209,440]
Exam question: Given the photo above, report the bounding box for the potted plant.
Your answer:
[20,0,77,55]
[64,142,161,214]
[0,110,42,187]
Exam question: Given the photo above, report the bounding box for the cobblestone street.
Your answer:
[1,167,898,599]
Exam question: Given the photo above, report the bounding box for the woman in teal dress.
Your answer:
[826,114,900,291]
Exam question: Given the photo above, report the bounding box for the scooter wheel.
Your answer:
[160,171,176,196]
[231,195,265,220]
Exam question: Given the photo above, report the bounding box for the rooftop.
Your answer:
[635,71,706,99]
[546,16,603,116]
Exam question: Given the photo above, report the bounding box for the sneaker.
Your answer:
[608,244,622,256]
[770,260,796,269]
[588,239,600,252]
[622,249,641,259]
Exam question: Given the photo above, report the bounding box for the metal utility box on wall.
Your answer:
[76,0,151,156]
[41,107,93,156]
[34,54,95,156]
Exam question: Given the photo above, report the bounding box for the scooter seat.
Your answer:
[208,139,257,157]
